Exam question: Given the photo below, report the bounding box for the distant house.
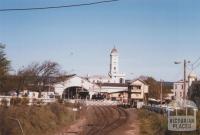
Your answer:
[129,79,149,108]
[173,73,197,100]
[99,83,128,94]
[173,80,188,100]
[109,90,128,103]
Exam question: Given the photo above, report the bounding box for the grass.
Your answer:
[137,109,200,135]
[0,103,79,135]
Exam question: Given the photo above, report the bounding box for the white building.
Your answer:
[54,75,100,99]
[88,47,126,84]
[108,47,126,83]
[173,80,187,100]
[129,79,149,108]
[53,47,146,101]
[173,73,197,100]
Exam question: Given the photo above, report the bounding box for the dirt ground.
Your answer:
[54,117,86,135]
[109,108,140,135]
[55,107,140,135]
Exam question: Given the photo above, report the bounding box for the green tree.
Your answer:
[188,81,200,108]
[0,43,11,93]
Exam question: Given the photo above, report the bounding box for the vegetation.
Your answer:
[138,109,200,135]
[0,103,77,135]
[15,61,65,97]
[188,81,200,109]
[144,77,173,99]
[0,43,82,135]
[0,44,11,94]
[138,109,167,135]
[0,43,66,96]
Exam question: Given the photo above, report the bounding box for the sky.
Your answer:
[0,0,200,81]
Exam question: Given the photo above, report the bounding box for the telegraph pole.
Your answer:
[175,59,190,101]
[160,80,163,107]
[183,60,187,101]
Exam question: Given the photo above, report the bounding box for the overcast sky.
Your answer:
[0,0,200,81]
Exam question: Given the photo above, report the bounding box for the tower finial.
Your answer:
[111,46,118,54]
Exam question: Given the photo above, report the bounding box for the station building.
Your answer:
[54,47,149,107]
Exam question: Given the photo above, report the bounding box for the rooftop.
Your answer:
[111,46,118,54]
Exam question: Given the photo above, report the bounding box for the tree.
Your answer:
[19,61,64,97]
[188,81,200,108]
[0,43,10,93]
[144,77,172,99]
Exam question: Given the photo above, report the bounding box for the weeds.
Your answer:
[138,109,200,135]
[0,103,75,135]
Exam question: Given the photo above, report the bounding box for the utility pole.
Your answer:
[183,59,187,101]
[175,59,190,101]
[160,80,163,107]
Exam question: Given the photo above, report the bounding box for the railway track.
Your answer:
[84,106,128,135]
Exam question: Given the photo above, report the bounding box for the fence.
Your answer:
[65,99,122,106]
[0,96,56,106]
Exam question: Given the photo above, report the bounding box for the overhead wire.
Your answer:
[0,0,120,12]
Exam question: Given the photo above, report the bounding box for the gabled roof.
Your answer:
[130,78,148,85]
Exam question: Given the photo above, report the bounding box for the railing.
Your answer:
[0,96,57,106]
[64,99,122,106]
[143,105,171,114]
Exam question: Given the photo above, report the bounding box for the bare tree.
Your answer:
[18,61,64,97]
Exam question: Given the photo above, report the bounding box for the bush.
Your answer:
[0,98,8,107]
[57,98,64,104]
[10,98,21,106]
[21,98,29,106]
[138,109,168,135]
[36,99,44,106]
[32,98,37,106]
[138,109,200,135]
[0,104,75,135]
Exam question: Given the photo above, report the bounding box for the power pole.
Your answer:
[183,59,187,101]
[160,80,163,106]
[175,59,190,101]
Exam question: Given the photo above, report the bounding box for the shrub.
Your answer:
[36,99,44,106]
[0,104,76,135]
[1,98,8,107]
[32,98,37,106]
[21,98,29,106]
[10,98,21,106]
[57,98,64,104]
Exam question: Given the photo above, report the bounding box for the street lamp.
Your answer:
[174,60,190,101]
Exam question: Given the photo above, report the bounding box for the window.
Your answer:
[114,67,116,70]
[120,78,123,83]
[133,86,141,89]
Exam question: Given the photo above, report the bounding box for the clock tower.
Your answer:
[109,47,125,83]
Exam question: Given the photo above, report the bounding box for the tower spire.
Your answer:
[111,46,118,54]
